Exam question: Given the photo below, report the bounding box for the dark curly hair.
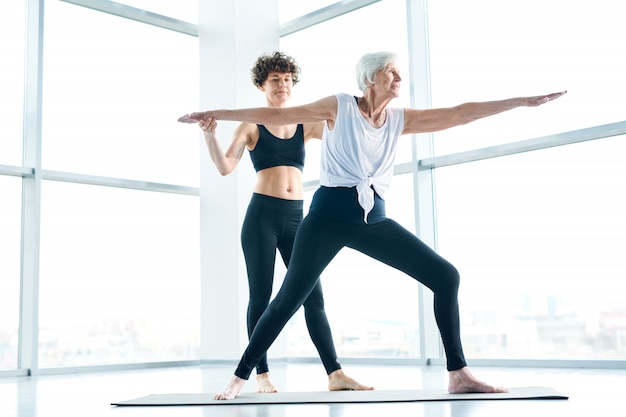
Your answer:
[251,51,300,88]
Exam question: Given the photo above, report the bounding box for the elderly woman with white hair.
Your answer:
[180,51,566,400]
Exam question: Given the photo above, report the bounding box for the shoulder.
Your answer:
[388,107,405,133]
[388,106,405,119]
[234,122,260,147]
[334,93,355,105]
[234,121,258,134]
[329,93,355,118]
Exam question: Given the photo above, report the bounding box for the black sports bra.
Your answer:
[249,124,305,172]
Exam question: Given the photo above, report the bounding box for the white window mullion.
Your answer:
[406,0,443,363]
[19,0,44,372]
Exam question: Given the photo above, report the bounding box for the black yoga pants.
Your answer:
[235,211,467,379]
[240,194,341,375]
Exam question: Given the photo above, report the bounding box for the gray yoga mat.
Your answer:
[112,386,568,406]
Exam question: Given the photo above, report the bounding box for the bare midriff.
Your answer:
[253,165,304,200]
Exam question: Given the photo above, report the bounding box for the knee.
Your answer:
[248,280,273,308]
[303,297,325,311]
[435,262,460,294]
[447,263,461,290]
[269,293,305,318]
[248,294,271,312]
[448,264,460,288]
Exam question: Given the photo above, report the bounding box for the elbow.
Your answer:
[218,163,238,176]
[212,159,236,176]
[451,105,471,126]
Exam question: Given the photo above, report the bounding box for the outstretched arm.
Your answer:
[179,96,338,126]
[402,91,566,135]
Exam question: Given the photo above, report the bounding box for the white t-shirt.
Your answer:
[320,93,405,222]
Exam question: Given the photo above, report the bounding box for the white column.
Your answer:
[198,0,279,361]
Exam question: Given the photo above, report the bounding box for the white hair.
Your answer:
[355,51,400,92]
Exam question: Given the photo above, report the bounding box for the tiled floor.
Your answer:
[1,362,625,417]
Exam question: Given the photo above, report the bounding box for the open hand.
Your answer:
[525,91,567,107]
[177,112,207,123]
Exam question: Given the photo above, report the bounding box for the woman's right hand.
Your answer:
[178,111,210,123]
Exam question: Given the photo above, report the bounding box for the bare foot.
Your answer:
[214,375,247,400]
[448,367,508,394]
[256,372,278,393]
[328,369,374,391]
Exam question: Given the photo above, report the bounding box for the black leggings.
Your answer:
[240,193,341,375]
[235,211,467,379]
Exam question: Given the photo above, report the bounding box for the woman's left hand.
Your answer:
[524,91,567,107]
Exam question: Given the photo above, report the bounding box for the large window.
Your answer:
[0,178,21,369]
[8,0,201,369]
[0,0,25,166]
[428,0,626,155]
[43,0,199,186]
[428,0,626,361]
[33,1,201,367]
[435,135,626,359]
[0,0,25,371]
[38,182,200,366]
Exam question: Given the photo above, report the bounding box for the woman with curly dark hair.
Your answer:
[196,52,370,394]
